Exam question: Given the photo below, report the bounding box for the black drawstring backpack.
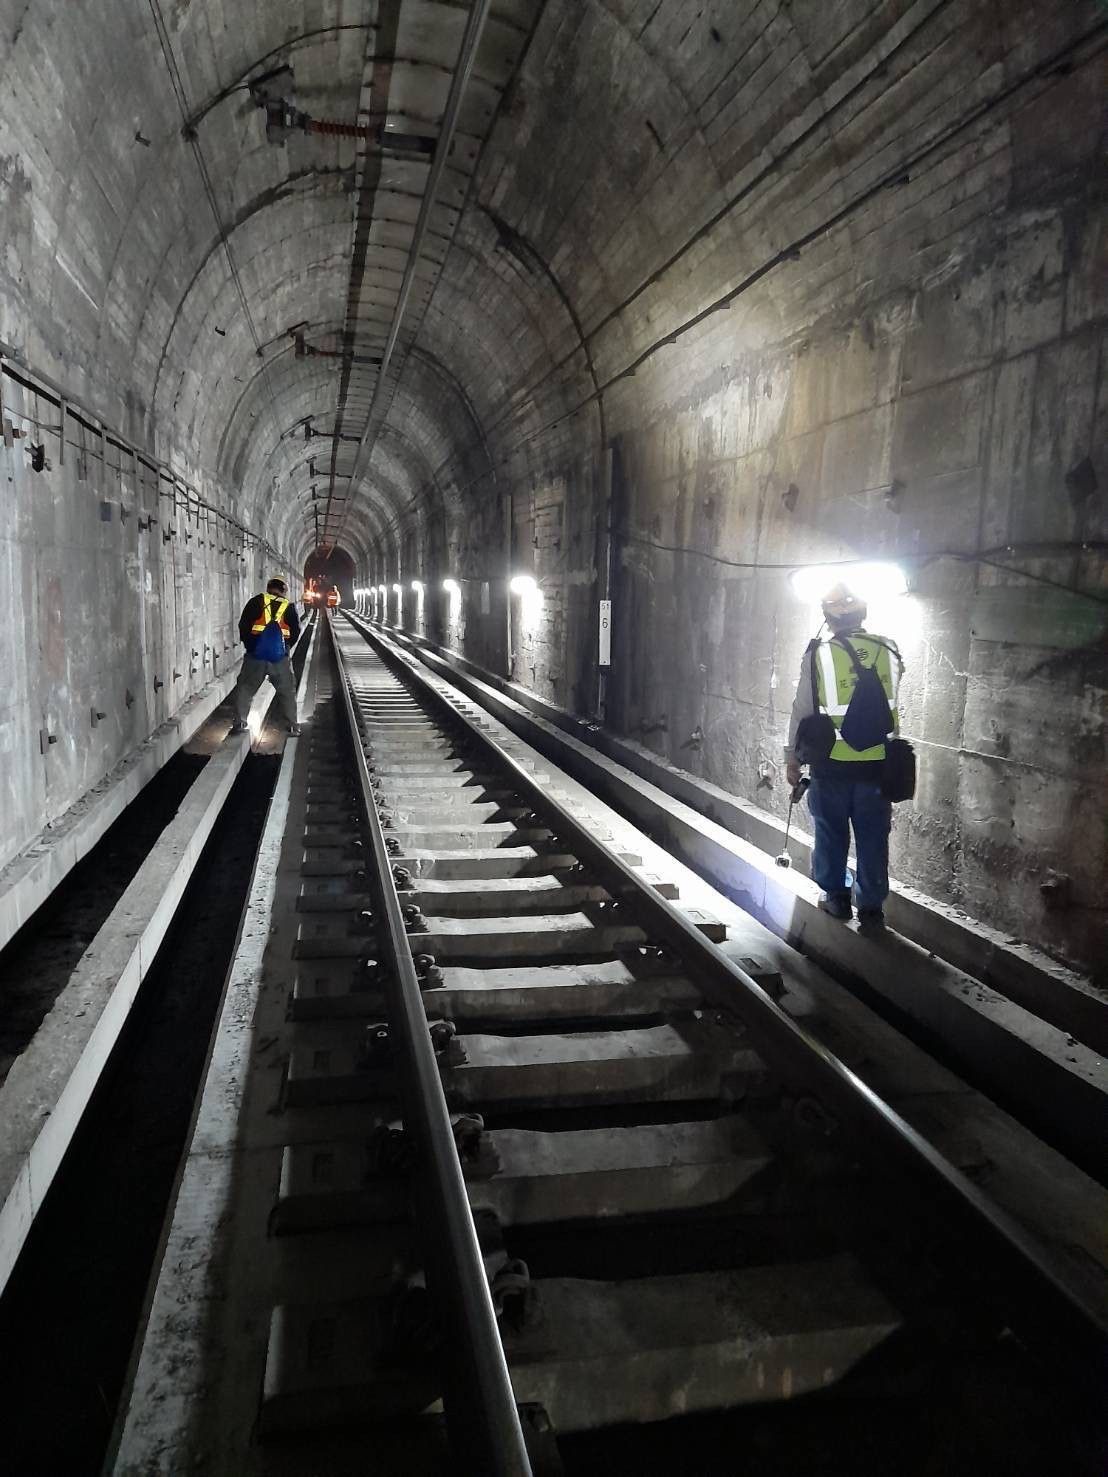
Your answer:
[836,636,916,802]
[836,637,893,750]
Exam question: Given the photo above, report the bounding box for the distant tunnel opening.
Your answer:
[304,547,355,608]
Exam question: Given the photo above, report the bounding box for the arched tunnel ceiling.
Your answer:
[0,1,1100,576]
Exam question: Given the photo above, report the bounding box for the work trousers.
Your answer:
[233,654,297,727]
[807,776,891,914]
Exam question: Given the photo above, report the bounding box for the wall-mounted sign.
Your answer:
[599,599,611,666]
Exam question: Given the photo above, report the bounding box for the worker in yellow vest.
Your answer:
[785,581,902,931]
[229,577,302,735]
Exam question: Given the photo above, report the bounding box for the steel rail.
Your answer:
[343,611,1108,1399]
[326,614,533,1476]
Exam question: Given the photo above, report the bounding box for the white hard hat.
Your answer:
[821,581,866,619]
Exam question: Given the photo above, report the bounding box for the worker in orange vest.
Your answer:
[229,577,302,735]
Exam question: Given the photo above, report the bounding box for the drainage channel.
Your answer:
[0,631,316,1476]
[0,751,280,1474]
[111,613,1104,1475]
[0,748,209,1085]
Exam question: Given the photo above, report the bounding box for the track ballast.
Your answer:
[111,612,1107,1477]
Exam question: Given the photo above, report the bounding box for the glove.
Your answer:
[786,757,803,788]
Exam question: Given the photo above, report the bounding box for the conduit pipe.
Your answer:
[320,0,494,555]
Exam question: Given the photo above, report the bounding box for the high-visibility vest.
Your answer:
[250,595,290,638]
[814,632,900,762]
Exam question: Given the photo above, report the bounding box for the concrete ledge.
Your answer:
[367,622,1107,1177]
[109,632,318,1476]
[372,624,1107,1056]
[0,670,238,958]
[0,669,290,1298]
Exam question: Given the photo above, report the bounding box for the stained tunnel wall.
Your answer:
[0,0,1104,978]
[0,367,286,875]
[360,2,1107,976]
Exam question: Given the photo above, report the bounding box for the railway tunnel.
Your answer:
[0,3,1105,1474]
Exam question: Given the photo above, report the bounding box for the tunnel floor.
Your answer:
[1,620,1103,1475]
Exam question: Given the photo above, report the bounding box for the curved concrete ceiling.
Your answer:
[0,1,1100,578]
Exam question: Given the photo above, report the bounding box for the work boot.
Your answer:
[857,909,886,935]
[818,892,852,921]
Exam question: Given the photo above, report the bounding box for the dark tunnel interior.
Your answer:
[0,4,1105,1473]
[304,546,356,608]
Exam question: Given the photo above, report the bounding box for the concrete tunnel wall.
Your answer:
[358,1,1108,978]
[0,1,1104,975]
[0,370,285,867]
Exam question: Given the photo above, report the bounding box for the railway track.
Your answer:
[112,613,1107,1476]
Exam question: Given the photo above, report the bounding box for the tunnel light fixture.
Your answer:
[410,580,423,593]
[392,583,403,593]
[442,577,460,595]
[510,574,537,596]
[788,561,907,604]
